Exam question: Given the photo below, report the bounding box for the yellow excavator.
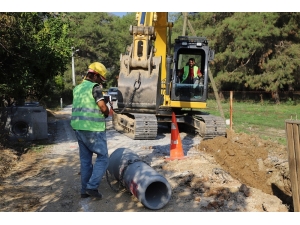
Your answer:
[112,12,226,140]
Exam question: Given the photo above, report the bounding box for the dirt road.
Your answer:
[0,104,292,213]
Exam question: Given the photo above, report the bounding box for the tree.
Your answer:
[3,12,299,106]
[65,12,136,88]
[186,12,300,103]
[0,12,73,105]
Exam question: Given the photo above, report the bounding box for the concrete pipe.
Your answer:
[107,148,172,210]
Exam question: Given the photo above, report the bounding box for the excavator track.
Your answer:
[193,114,227,139]
[112,113,157,140]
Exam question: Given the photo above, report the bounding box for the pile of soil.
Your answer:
[197,129,292,209]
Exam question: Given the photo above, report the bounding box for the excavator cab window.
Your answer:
[171,49,206,102]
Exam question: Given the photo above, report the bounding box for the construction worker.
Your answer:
[71,62,110,199]
[178,58,203,84]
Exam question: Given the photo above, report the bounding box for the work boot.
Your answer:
[81,193,90,198]
[86,189,103,199]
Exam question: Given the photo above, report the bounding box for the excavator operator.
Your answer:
[178,58,203,84]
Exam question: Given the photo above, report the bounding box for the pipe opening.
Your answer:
[12,121,29,136]
[144,181,171,209]
[107,148,172,210]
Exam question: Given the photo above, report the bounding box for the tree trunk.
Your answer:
[271,91,280,104]
[288,84,294,101]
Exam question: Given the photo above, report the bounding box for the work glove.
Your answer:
[109,101,113,109]
[103,95,110,104]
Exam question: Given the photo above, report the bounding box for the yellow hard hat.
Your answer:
[88,62,107,82]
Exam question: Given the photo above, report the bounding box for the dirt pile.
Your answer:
[197,129,292,208]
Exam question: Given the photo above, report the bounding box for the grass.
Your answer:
[30,144,47,153]
[201,99,300,145]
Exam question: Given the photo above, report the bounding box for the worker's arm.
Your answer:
[97,99,109,116]
[93,85,109,117]
[197,67,202,79]
[197,68,202,78]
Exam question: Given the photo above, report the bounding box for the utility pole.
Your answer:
[71,47,79,86]
[181,12,225,120]
[182,12,187,36]
[187,19,196,36]
[178,12,188,68]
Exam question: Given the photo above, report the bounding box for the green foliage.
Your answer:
[286,97,295,106]
[193,12,300,96]
[65,12,136,88]
[204,99,299,145]
[169,12,300,97]
[54,75,64,92]
[2,12,300,106]
[0,12,73,104]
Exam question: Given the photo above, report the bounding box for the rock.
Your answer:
[239,184,251,197]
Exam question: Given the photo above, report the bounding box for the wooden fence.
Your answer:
[285,119,300,212]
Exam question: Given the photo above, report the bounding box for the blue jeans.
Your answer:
[74,130,109,194]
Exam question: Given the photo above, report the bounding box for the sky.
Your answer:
[111,12,128,17]
[2,0,296,12]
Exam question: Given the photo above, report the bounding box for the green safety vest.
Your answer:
[181,65,199,83]
[71,80,106,131]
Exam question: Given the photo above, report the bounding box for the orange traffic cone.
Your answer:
[166,112,185,161]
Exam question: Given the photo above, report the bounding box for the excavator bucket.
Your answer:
[117,56,161,112]
[112,56,161,140]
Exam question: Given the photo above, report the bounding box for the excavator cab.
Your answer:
[170,36,213,104]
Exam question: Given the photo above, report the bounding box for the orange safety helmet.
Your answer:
[88,62,107,82]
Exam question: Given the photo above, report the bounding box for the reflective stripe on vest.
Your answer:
[71,116,106,122]
[70,80,106,131]
[72,107,100,113]
[182,65,199,83]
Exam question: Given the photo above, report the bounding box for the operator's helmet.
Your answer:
[88,62,107,82]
